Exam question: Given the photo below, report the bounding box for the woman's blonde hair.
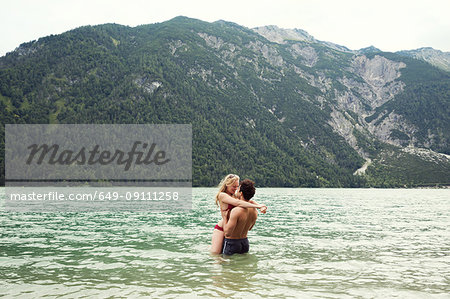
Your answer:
[215,174,239,206]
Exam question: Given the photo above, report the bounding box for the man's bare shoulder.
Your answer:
[231,206,246,214]
[232,206,256,215]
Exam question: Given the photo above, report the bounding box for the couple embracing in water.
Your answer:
[210,174,267,256]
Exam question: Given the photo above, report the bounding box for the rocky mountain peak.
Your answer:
[357,46,382,54]
[396,47,450,72]
[252,25,315,44]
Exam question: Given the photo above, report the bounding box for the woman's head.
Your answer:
[215,174,240,206]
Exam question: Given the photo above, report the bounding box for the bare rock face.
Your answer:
[326,55,417,154]
[197,32,239,67]
[348,56,415,146]
[328,108,359,149]
[252,25,315,44]
[253,25,353,53]
[352,55,405,87]
[197,33,225,49]
[247,40,284,67]
[289,44,318,67]
[367,111,417,147]
[133,77,162,94]
[347,55,406,110]
[332,55,406,114]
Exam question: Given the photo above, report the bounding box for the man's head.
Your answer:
[239,179,255,201]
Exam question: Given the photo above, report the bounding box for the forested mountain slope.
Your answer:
[1,17,449,187]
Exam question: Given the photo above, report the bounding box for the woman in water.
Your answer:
[210,174,267,254]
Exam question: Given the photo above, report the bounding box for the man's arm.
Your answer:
[224,208,242,237]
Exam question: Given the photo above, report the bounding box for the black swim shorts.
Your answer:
[222,237,249,255]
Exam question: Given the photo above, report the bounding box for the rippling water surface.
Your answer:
[1,188,449,298]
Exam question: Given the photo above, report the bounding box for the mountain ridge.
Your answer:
[251,24,450,71]
[1,16,449,187]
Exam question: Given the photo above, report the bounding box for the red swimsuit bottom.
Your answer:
[214,204,235,231]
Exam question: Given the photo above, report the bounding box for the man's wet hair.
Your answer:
[240,179,255,201]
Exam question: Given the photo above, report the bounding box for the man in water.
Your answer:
[222,179,258,255]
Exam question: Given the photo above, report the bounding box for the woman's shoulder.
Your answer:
[218,192,229,199]
[218,192,234,208]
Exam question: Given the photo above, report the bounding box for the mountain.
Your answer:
[253,25,316,44]
[253,25,450,72]
[396,47,450,72]
[1,16,449,187]
[357,46,382,54]
[253,25,353,53]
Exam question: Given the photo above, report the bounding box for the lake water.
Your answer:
[1,188,449,298]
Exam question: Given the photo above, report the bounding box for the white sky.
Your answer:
[2,0,449,56]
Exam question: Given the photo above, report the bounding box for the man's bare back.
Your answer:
[224,207,258,239]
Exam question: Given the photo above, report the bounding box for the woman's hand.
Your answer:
[259,205,267,214]
[249,200,267,213]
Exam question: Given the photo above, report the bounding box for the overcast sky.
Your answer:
[2,0,449,56]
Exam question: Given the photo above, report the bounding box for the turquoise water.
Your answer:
[1,188,449,298]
